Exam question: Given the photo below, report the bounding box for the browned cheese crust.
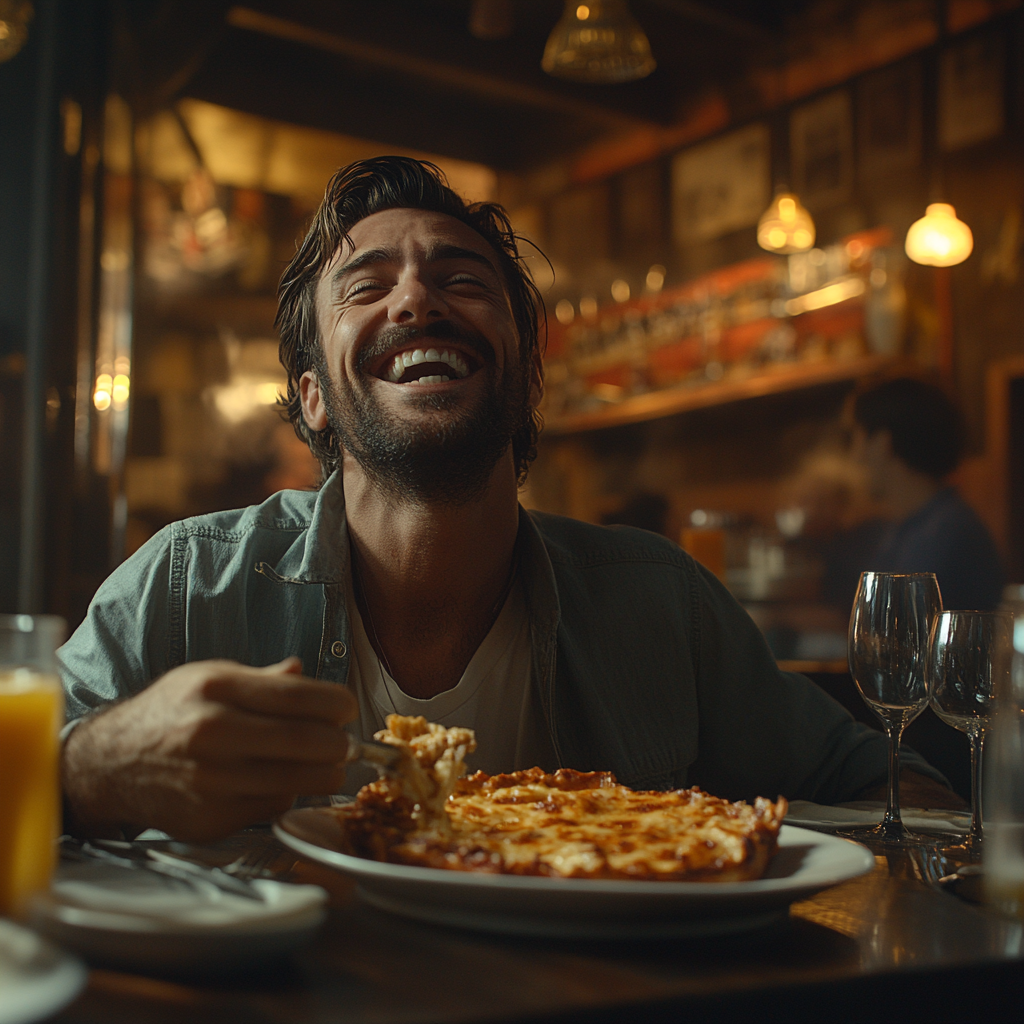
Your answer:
[335,765,788,882]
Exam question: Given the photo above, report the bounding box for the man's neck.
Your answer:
[343,453,521,699]
[881,462,943,522]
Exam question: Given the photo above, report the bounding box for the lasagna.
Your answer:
[338,714,787,882]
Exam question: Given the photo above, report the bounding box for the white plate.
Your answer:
[0,919,86,1024]
[275,810,875,939]
[29,861,328,975]
[785,800,971,834]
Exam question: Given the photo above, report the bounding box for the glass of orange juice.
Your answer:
[0,615,65,919]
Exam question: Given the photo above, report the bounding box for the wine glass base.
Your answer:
[835,823,946,847]
[933,837,983,864]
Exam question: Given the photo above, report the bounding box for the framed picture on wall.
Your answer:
[858,60,922,178]
[671,122,770,245]
[939,31,1004,151]
[790,90,853,209]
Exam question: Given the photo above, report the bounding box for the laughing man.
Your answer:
[59,158,956,840]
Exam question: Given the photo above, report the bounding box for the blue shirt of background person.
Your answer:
[851,376,1005,611]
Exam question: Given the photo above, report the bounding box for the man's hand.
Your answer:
[62,658,357,842]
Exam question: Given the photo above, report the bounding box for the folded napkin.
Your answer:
[785,800,970,834]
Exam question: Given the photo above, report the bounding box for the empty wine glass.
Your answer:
[928,610,1013,861]
[841,572,942,845]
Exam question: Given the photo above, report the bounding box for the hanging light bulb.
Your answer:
[904,203,973,267]
[0,1,33,64]
[542,0,655,84]
[757,192,816,255]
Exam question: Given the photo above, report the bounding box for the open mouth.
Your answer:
[377,346,477,386]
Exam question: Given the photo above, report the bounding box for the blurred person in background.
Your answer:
[850,377,1005,611]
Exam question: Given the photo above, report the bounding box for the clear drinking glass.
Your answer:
[985,611,1024,918]
[0,615,66,918]
[842,572,942,845]
[929,610,1013,860]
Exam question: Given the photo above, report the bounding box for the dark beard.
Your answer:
[318,321,531,506]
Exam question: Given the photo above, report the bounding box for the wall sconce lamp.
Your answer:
[904,203,973,267]
[757,192,816,255]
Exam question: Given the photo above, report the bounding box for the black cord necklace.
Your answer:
[351,547,519,691]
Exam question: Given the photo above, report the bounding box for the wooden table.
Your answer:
[52,830,1023,1024]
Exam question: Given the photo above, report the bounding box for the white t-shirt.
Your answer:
[341,574,554,795]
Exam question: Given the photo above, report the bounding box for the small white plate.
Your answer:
[0,919,86,1024]
[29,861,328,975]
[275,811,875,939]
[785,801,971,834]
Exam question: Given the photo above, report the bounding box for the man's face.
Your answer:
[850,424,893,500]
[300,207,541,503]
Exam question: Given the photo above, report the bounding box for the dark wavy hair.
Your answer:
[853,376,965,479]
[276,157,545,484]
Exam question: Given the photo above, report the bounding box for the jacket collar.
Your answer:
[268,471,350,584]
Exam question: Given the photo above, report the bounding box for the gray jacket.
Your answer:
[59,472,936,802]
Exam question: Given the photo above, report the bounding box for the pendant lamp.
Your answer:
[904,203,973,267]
[542,1,655,84]
[757,192,816,255]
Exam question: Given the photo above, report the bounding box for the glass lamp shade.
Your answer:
[756,193,816,255]
[0,1,32,64]
[542,0,655,84]
[904,203,973,267]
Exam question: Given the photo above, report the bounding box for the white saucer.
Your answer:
[29,860,328,975]
[0,919,86,1024]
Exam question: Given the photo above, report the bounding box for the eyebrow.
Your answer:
[331,241,498,287]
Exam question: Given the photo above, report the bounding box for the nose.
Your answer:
[387,269,449,325]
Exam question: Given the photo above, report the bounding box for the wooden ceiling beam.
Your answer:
[646,0,780,42]
[225,6,655,134]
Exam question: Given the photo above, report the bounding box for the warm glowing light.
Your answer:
[611,278,630,302]
[757,192,816,255]
[93,373,112,412]
[579,295,598,318]
[211,381,285,423]
[645,264,665,292]
[905,203,973,267]
[555,299,575,325]
[784,276,865,316]
[542,0,655,83]
[111,374,130,409]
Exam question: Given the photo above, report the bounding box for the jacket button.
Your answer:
[331,641,347,658]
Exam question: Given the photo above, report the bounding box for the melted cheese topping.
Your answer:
[339,716,787,882]
[371,715,476,832]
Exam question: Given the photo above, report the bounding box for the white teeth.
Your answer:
[384,346,471,383]
[408,375,450,385]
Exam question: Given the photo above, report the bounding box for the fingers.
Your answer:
[186,706,351,763]
[201,666,358,724]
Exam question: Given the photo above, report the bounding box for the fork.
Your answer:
[223,836,290,881]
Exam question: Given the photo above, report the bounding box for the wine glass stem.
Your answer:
[882,722,905,831]
[968,728,984,846]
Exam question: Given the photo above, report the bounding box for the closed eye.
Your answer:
[345,280,388,300]
[444,273,487,288]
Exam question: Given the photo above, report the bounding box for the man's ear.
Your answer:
[528,348,544,409]
[299,370,328,431]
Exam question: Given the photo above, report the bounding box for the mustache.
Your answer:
[356,321,495,372]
